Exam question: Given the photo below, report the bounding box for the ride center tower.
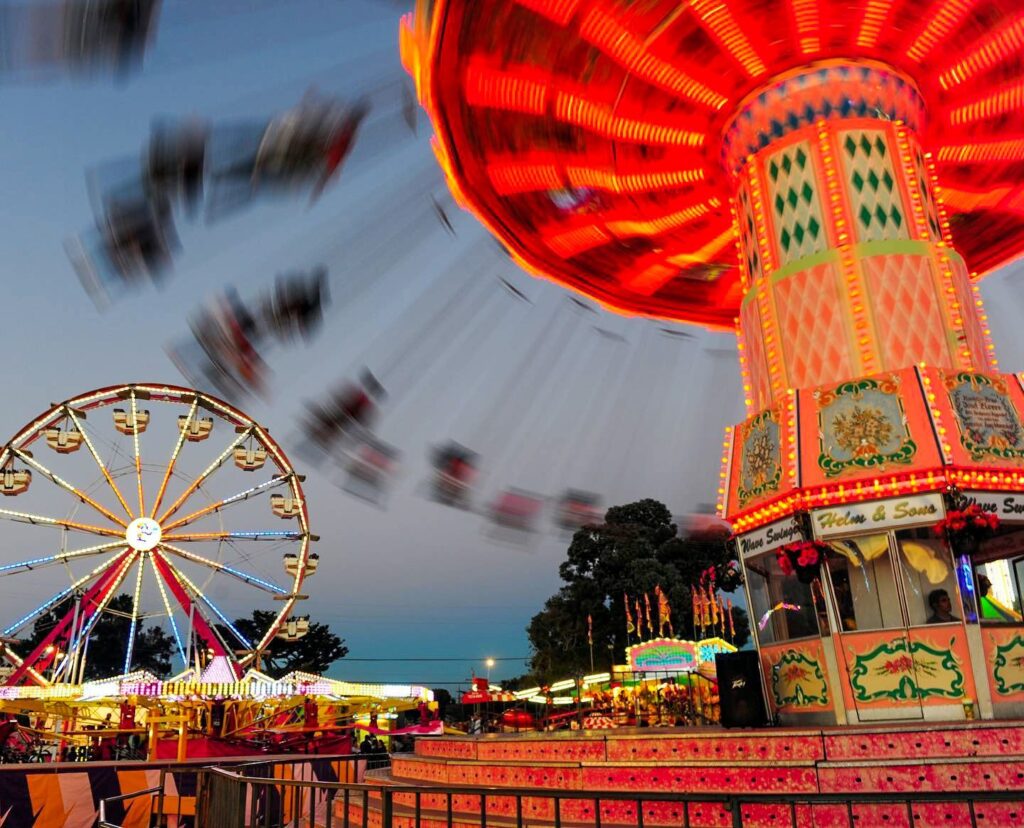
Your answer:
[402,0,1024,723]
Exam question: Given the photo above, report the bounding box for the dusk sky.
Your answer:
[1,0,1024,692]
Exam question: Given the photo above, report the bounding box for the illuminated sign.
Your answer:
[811,494,943,538]
[737,516,804,558]
[960,491,1024,520]
[697,637,737,663]
[627,638,697,673]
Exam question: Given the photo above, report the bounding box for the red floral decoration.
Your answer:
[775,540,829,579]
[935,504,1000,544]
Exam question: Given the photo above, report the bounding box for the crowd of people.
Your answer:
[358,732,391,769]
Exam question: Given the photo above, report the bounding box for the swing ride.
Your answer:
[398,0,1024,727]
[68,93,371,308]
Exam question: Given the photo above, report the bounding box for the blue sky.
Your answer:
[1,0,1023,692]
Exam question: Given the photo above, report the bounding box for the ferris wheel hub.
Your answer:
[125,517,162,552]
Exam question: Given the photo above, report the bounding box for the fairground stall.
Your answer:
[497,636,735,730]
[0,657,436,762]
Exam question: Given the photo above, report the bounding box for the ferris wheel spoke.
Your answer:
[65,407,134,520]
[130,390,146,517]
[51,551,140,683]
[161,475,293,533]
[122,553,147,675]
[2,550,130,638]
[150,397,198,519]
[0,506,125,538]
[5,550,135,685]
[151,552,237,660]
[162,529,305,543]
[11,448,129,529]
[159,542,287,595]
[0,540,126,577]
[153,559,188,667]
[154,551,252,649]
[157,427,255,525]
[0,645,48,686]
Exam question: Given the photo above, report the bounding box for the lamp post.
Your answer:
[484,659,495,732]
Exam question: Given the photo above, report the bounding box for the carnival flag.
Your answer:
[692,588,699,632]
[655,584,673,637]
[587,613,593,645]
[625,593,635,635]
[644,592,653,636]
[635,597,644,638]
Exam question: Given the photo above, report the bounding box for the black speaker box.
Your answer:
[716,650,768,729]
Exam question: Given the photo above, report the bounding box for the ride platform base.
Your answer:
[344,721,1024,827]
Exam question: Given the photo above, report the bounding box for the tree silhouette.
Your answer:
[219,610,348,678]
[13,593,175,680]
[526,499,749,683]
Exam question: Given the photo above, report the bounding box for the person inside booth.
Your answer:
[894,528,963,627]
[926,589,960,624]
[971,559,1024,623]
[977,574,1022,621]
[820,530,965,631]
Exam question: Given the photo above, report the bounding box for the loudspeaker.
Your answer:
[716,650,768,729]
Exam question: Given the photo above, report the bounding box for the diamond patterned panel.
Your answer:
[740,298,771,409]
[948,255,989,368]
[773,262,854,388]
[840,129,909,243]
[863,254,952,369]
[737,181,762,283]
[914,147,943,241]
[766,141,827,267]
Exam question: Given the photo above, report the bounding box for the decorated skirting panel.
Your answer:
[831,627,977,712]
[0,765,166,828]
[760,640,834,716]
[980,624,1024,703]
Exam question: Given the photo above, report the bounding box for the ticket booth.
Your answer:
[740,494,989,725]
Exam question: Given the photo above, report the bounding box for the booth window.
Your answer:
[824,533,903,632]
[746,551,822,645]
[894,528,962,627]
[972,529,1024,624]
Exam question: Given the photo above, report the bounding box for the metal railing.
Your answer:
[99,784,162,828]
[195,764,1024,828]
[97,754,370,828]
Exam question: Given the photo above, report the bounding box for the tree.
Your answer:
[220,610,348,678]
[526,499,749,682]
[13,593,175,680]
[431,688,453,718]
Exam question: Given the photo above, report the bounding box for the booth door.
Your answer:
[823,532,929,722]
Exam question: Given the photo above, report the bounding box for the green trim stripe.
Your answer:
[769,248,840,282]
[742,239,959,304]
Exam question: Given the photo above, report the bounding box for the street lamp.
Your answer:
[485,658,495,681]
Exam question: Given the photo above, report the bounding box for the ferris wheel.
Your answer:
[0,384,315,687]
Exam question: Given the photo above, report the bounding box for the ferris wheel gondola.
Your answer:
[0,384,314,687]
